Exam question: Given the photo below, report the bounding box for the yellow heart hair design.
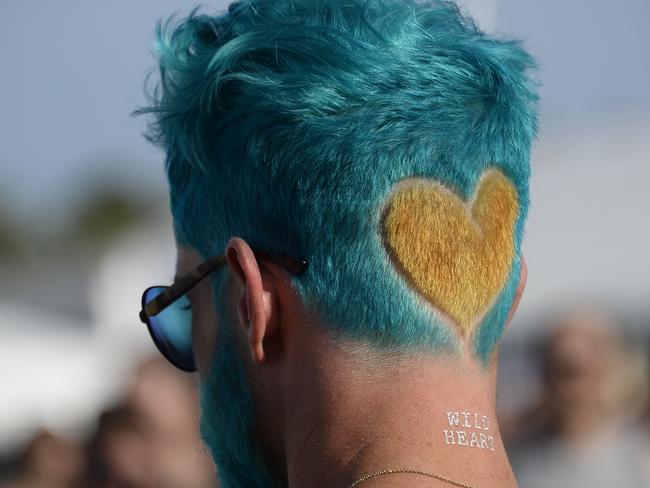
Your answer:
[380,169,519,336]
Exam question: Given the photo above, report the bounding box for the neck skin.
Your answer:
[181,240,525,488]
[279,330,517,488]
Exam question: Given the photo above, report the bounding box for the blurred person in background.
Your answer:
[83,357,216,488]
[0,356,216,488]
[123,357,216,488]
[135,0,539,486]
[84,404,151,488]
[0,430,85,488]
[641,331,650,479]
[506,308,650,487]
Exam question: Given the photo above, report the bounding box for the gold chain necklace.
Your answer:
[348,468,476,488]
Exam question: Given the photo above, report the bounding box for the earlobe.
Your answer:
[505,255,527,329]
[225,237,279,364]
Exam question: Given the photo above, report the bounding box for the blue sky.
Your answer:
[1,0,649,227]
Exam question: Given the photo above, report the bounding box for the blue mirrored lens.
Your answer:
[144,286,195,371]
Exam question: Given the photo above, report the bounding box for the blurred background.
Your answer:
[0,1,648,487]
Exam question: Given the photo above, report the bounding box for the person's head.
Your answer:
[18,430,84,487]
[124,357,217,488]
[140,0,538,485]
[542,308,647,425]
[86,405,152,488]
[543,310,623,411]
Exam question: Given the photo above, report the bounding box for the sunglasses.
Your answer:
[139,248,308,372]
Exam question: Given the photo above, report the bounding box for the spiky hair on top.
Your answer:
[139,0,539,363]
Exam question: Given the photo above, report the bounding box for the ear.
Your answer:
[225,237,279,363]
[504,255,527,329]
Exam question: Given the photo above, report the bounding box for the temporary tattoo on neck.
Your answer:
[442,411,495,452]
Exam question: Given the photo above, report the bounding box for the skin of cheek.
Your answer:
[191,276,221,374]
[176,246,220,374]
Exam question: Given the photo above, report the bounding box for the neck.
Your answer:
[282,337,517,488]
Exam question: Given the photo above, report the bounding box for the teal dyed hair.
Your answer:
[199,273,286,487]
[141,0,539,361]
[139,0,539,484]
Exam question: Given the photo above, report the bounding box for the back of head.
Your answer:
[143,0,538,363]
